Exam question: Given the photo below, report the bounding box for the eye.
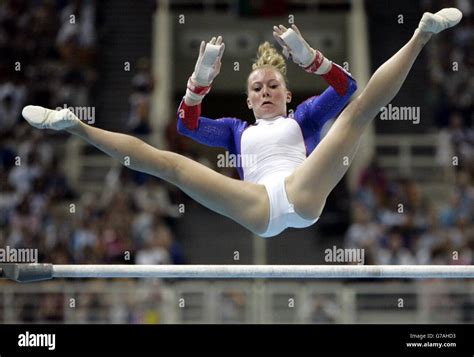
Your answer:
[270,84,278,89]
[253,87,261,92]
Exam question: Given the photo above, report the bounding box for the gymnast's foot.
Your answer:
[22,106,80,130]
[418,8,463,34]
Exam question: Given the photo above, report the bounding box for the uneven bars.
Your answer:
[1,264,474,282]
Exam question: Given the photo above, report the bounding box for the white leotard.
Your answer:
[240,116,307,185]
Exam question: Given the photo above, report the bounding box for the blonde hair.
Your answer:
[250,41,288,86]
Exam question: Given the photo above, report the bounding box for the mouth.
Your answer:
[261,101,273,107]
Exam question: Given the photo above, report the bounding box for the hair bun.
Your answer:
[252,41,287,76]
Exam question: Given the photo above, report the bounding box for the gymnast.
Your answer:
[22,8,462,238]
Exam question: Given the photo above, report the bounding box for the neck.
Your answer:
[255,114,285,121]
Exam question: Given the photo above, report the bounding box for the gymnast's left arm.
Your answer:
[273,24,358,124]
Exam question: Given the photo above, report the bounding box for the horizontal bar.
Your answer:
[2,264,474,282]
[52,265,474,279]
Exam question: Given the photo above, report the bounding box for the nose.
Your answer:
[262,86,270,97]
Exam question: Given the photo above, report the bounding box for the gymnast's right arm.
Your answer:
[177,35,224,128]
[176,36,236,148]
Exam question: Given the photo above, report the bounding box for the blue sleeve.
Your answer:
[294,75,357,155]
[177,114,237,151]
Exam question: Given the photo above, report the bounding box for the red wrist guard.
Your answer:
[178,99,201,130]
[187,77,212,96]
[322,63,351,96]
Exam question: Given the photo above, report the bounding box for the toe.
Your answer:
[22,105,45,125]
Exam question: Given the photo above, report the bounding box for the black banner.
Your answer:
[0,324,473,355]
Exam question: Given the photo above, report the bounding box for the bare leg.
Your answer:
[286,29,433,219]
[170,151,269,233]
[66,122,269,233]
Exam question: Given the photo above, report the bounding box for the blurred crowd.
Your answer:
[425,0,474,175]
[0,132,185,266]
[127,56,154,135]
[0,0,185,270]
[0,0,98,137]
[345,160,474,265]
[426,0,473,128]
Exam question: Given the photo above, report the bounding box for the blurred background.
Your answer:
[0,0,473,323]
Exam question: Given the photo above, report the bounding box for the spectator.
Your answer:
[344,201,381,250]
[8,151,42,194]
[136,223,171,265]
[377,227,415,265]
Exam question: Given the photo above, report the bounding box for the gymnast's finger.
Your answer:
[273,32,287,48]
[291,24,302,35]
[273,25,283,36]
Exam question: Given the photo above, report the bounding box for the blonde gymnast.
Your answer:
[22,8,462,238]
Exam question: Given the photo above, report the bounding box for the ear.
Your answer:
[286,91,292,103]
[247,98,252,109]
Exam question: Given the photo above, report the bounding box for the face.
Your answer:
[247,67,291,119]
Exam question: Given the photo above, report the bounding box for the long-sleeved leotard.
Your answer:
[177,63,357,184]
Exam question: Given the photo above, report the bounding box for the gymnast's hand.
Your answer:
[185,36,225,105]
[273,24,331,74]
[191,36,225,87]
[273,24,315,67]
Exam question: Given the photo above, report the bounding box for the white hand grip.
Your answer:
[193,43,221,86]
[280,28,314,66]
